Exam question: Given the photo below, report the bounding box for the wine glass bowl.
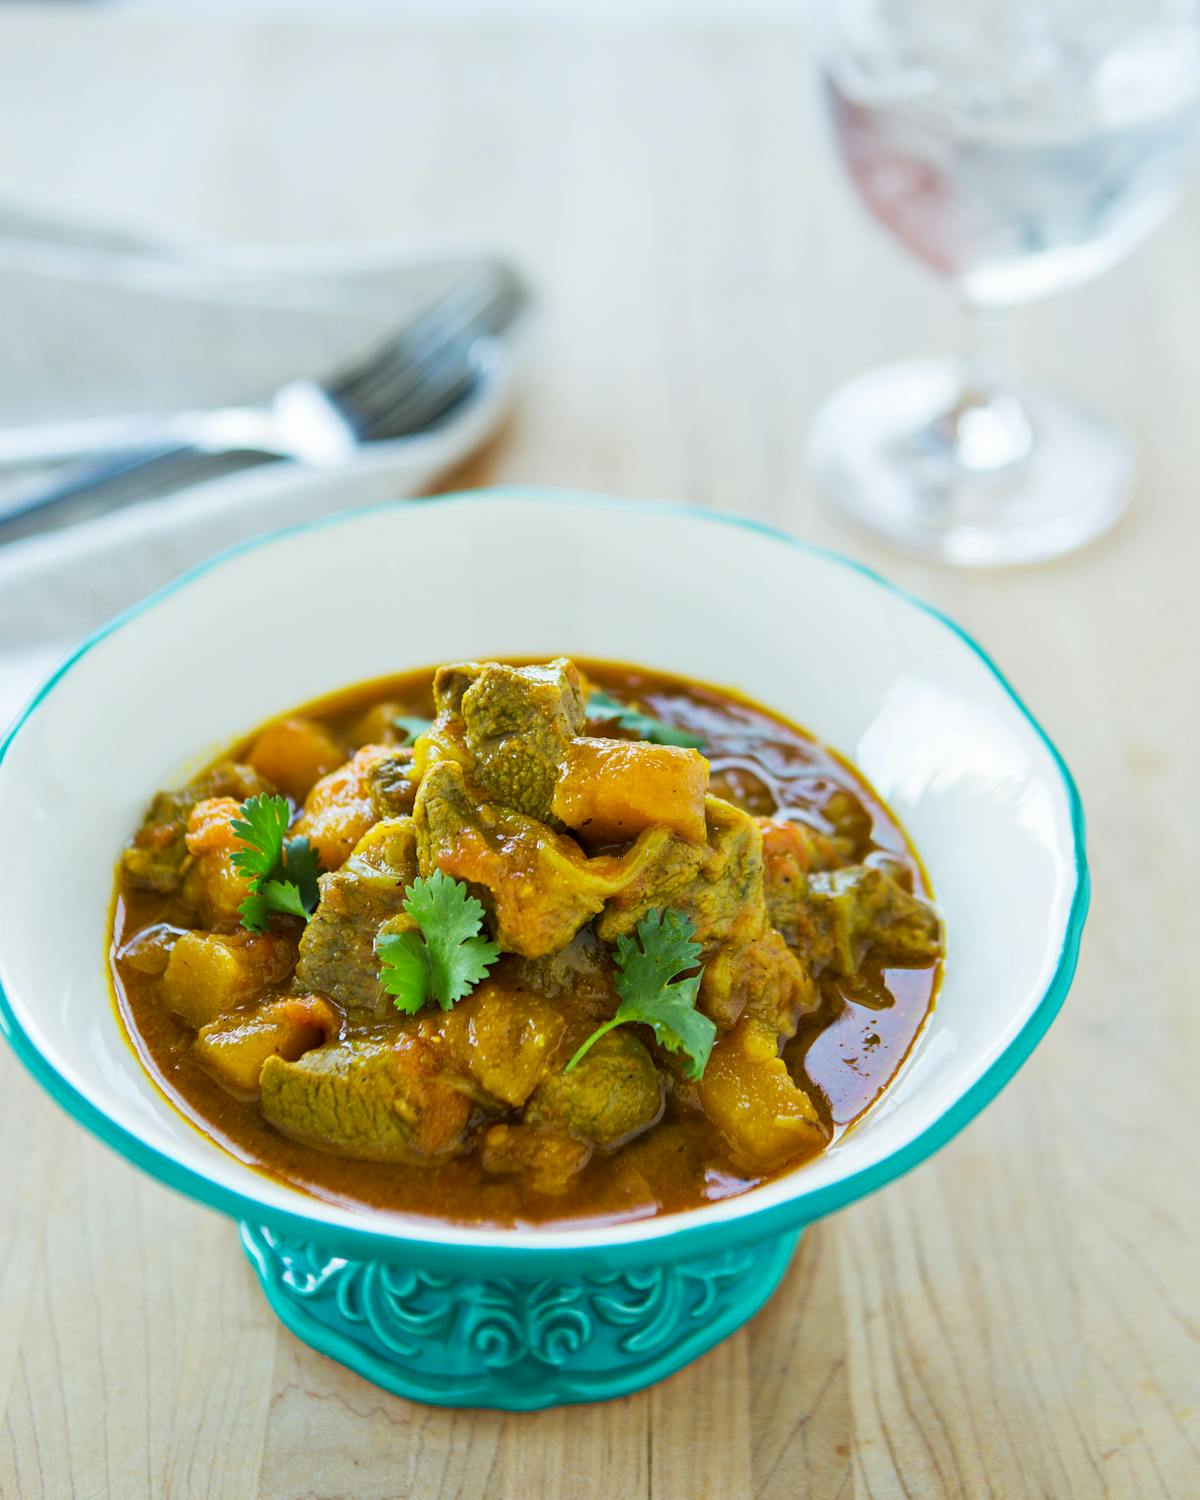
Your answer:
[809,0,1200,565]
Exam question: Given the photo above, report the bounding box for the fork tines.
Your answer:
[332,261,530,440]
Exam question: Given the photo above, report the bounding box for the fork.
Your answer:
[0,258,530,542]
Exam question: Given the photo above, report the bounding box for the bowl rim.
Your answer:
[0,486,1089,1272]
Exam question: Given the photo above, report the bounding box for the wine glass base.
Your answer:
[808,359,1134,566]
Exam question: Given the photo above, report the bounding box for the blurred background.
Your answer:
[1,0,1198,598]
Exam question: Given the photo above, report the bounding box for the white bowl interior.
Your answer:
[0,493,1080,1251]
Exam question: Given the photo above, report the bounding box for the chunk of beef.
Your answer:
[762,856,941,977]
[431,661,486,715]
[439,983,565,1107]
[260,1031,471,1164]
[366,748,418,818]
[294,817,418,1014]
[453,657,586,820]
[527,1030,664,1149]
[699,928,818,1040]
[805,863,943,974]
[498,927,616,1011]
[121,762,272,894]
[195,994,338,1095]
[415,759,603,954]
[161,930,297,1029]
[698,1018,825,1172]
[415,760,705,957]
[551,737,709,846]
[481,1122,592,1196]
[595,796,765,948]
[292,744,391,870]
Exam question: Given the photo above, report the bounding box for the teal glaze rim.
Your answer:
[0,486,1090,1275]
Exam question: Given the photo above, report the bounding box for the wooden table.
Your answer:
[0,11,1196,1498]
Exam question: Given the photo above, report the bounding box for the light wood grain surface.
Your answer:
[0,11,1197,1499]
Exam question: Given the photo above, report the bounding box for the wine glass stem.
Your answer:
[929,306,1034,473]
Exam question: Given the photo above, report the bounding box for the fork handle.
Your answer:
[0,413,188,468]
[0,440,197,540]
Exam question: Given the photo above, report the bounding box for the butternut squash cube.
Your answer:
[551,737,709,846]
[161,930,296,1029]
[440,982,565,1107]
[195,996,337,1094]
[699,1018,825,1172]
[293,744,390,870]
[183,796,254,931]
[247,717,344,802]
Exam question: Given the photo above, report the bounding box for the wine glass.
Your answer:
[808,0,1200,565]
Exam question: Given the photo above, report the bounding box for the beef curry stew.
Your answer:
[110,659,943,1228]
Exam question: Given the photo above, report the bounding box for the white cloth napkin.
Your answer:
[0,203,521,728]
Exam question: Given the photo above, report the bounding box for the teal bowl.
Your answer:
[0,488,1088,1409]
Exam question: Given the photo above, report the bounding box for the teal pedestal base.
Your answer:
[241,1222,801,1409]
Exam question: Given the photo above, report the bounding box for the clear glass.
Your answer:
[808,0,1200,565]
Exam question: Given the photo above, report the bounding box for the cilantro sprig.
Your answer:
[586,688,705,750]
[377,869,500,1014]
[567,907,716,1080]
[392,713,432,746]
[231,794,321,933]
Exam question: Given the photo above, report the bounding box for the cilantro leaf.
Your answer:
[586,688,705,750]
[282,836,321,910]
[259,878,311,921]
[237,890,272,934]
[230,793,321,933]
[566,907,716,1079]
[376,929,432,1015]
[230,794,291,886]
[393,714,433,746]
[377,869,500,1014]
